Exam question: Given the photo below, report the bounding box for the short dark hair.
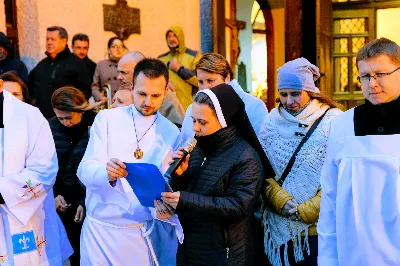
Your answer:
[107,36,126,49]
[47,26,68,40]
[0,71,32,104]
[72,33,89,46]
[133,58,169,86]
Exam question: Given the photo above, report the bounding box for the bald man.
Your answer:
[117,51,145,84]
[117,52,185,127]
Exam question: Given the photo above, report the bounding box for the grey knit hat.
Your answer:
[277,57,320,93]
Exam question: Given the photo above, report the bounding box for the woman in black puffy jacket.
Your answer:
[49,86,96,266]
[162,83,273,266]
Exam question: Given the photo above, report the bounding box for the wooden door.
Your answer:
[316,0,333,95]
[5,0,19,57]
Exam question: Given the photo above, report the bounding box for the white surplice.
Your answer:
[318,108,400,266]
[177,79,268,147]
[0,90,73,266]
[77,105,182,266]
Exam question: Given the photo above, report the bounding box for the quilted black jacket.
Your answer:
[171,127,264,266]
[49,111,95,207]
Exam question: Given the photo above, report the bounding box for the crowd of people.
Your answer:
[0,24,399,266]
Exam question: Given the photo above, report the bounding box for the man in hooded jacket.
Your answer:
[158,26,202,111]
[0,32,28,84]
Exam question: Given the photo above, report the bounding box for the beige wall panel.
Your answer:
[16,0,200,71]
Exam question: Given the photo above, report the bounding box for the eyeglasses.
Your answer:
[357,67,400,83]
[111,45,125,50]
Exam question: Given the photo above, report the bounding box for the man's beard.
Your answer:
[168,44,179,53]
[135,104,157,116]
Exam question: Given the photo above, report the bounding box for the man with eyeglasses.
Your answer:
[318,37,400,266]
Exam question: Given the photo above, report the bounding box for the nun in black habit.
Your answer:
[162,83,274,266]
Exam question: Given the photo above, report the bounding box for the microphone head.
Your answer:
[183,138,197,153]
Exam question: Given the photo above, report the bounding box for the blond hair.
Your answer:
[356,37,400,67]
[196,53,233,80]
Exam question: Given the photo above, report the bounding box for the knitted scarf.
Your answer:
[259,99,340,266]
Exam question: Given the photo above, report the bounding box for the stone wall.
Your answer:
[15,0,200,71]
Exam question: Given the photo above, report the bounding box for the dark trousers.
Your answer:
[58,206,83,266]
[278,235,318,266]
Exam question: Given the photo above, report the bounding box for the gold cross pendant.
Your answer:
[134,148,144,159]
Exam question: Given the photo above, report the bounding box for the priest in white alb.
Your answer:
[318,37,400,265]
[0,80,73,265]
[77,58,183,266]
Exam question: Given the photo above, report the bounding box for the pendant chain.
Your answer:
[132,110,158,160]
[133,112,158,146]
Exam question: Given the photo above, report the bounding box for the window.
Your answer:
[332,1,400,109]
[251,1,267,97]
[332,10,371,109]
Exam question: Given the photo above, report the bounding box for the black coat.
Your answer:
[28,47,92,119]
[0,58,28,84]
[49,111,96,207]
[170,127,264,266]
[83,56,96,84]
[0,32,28,83]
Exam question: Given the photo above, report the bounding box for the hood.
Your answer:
[165,26,186,54]
[0,32,15,58]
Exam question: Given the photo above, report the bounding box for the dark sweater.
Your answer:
[49,111,96,207]
[354,97,400,136]
[83,56,96,84]
[171,127,264,266]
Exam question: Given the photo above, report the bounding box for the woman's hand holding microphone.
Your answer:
[162,147,190,209]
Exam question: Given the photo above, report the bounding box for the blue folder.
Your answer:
[124,163,168,207]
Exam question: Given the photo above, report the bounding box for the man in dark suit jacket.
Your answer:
[28,26,91,119]
[71,33,96,83]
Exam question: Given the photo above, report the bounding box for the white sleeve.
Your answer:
[317,130,339,266]
[174,105,194,150]
[0,118,58,226]
[248,97,268,134]
[77,111,131,211]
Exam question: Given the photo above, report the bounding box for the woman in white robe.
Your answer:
[177,53,268,147]
[0,88,73,266]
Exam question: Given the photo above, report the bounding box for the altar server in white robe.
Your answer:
[78,58,183,266]
[177,53,268,147]
[318,37,400,266]
[0,82,73,265]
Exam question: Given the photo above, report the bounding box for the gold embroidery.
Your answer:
[22,179,42,198]
[0,254,8,263]
[36,235,47,256]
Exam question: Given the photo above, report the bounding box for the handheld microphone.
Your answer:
[164,138,197,191]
